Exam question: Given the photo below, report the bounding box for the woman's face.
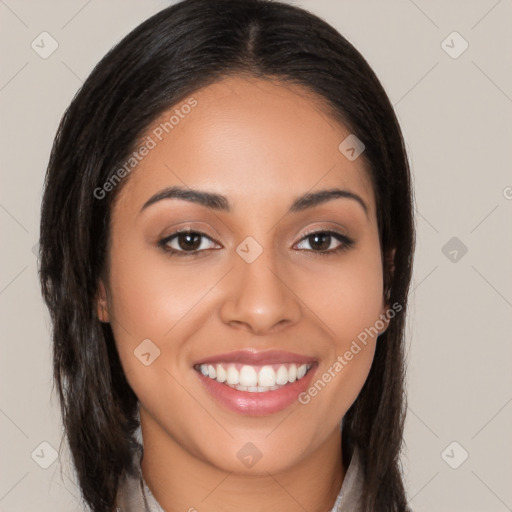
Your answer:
[99,76,389,475]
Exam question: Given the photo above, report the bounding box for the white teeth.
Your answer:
[226,366,240,385]
[198,362,312,392]
[216,364,227,382]
[227,383,282,392]
[297,364,307,379]
[275,365,289,386]
[258,365,276,387]
[239,365,258,387]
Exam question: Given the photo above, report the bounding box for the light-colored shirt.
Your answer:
[115,443,364,512]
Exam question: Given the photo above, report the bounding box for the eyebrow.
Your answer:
[140,185,368,217]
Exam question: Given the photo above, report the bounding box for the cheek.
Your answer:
[107,239,212,340]
[293,245,383,415]
[105,247,202,429]
[294,245,384,342]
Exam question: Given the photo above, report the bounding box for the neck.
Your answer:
[139,411,345,512]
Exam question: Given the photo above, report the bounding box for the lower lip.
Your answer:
[195,366,317,416]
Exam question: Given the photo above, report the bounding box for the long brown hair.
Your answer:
[39,1,415,510]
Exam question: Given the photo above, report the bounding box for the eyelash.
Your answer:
[157,228,355,257]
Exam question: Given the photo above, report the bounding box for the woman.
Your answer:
[38,0,415,511]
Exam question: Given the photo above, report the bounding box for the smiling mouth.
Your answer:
[193,362,314,392]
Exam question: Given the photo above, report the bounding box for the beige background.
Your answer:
[1,1,511,511]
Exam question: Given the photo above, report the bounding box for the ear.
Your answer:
[379,247,396,335]
[96,279,111,323]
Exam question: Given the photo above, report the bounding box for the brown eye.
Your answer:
[295,230,354,255]
[158,230,220,256]
[308,233,331,251]
[175,232,202,251]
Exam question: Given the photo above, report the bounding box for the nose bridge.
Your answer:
[219,234,301,333]
[238,235,282,294]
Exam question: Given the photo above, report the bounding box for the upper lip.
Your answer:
[193,349,316,366]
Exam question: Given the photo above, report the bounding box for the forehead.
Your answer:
[115,75,375,218]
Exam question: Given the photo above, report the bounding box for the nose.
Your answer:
[219,244,302,335]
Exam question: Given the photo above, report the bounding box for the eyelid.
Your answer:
[297,225,349,241]
[156,221,220,242]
